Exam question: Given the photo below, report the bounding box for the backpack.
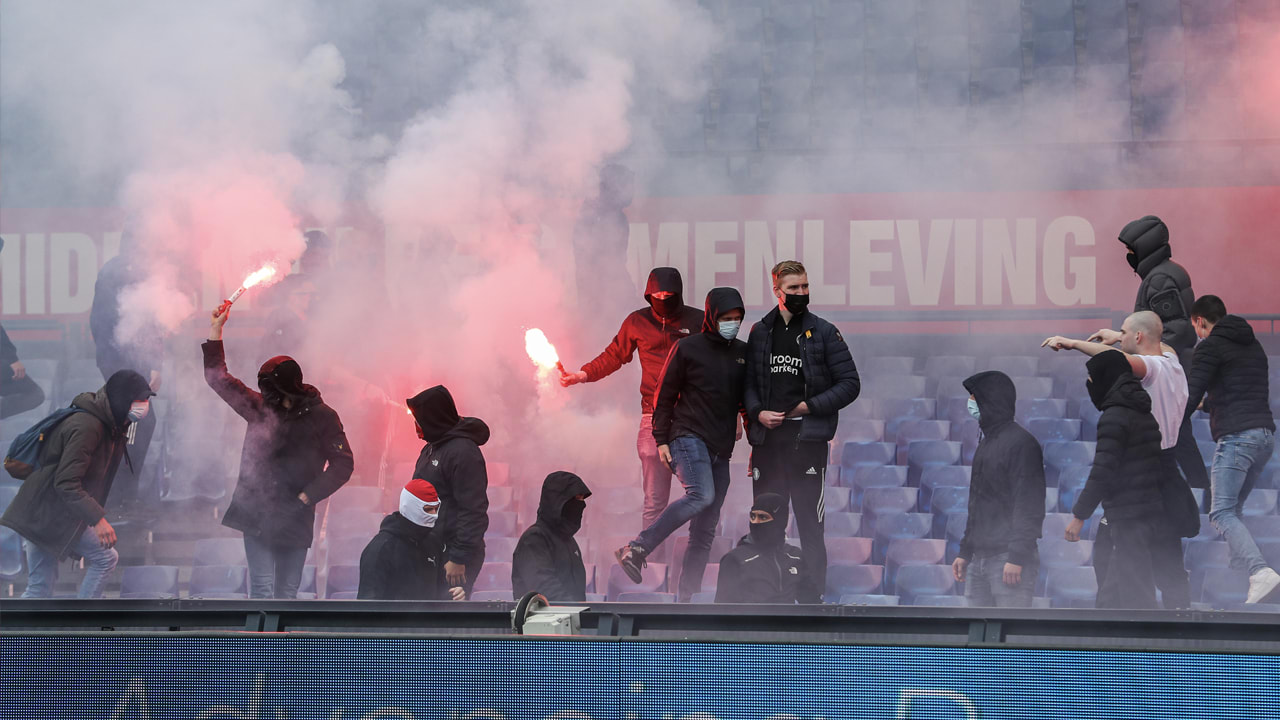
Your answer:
[3,407,87,479]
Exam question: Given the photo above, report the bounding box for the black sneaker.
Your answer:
[614,544,647,584]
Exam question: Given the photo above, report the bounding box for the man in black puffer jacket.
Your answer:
[408,385,490,597]
[1185,296,1279,604]
[358,478,466,601]
[715,492,802,604]
[512,471,592,602]
[952,371,1045,608]
[1117,215,1208,491]
[744,260,861,604]
[204,304,354,599]
[1067,350,1166,609]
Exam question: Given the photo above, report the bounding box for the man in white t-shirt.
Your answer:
[1043,311,1194,608]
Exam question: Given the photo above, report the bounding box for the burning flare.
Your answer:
[225,262,280,304]
[525,328,567,377]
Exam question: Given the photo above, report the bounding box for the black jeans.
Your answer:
[1093,516,1159,609]
[751,421,830,604]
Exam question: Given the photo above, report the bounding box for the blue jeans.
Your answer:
[21,527,119,599]
[244,535,307,599]
[1209,427,1276,575]
[633,436,730,599]
[963,551,1037,608]
[638,415,676,528]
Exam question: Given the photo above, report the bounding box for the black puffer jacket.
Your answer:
[1073,353,1165,522]
[203,341,354,548]
[1184,315,1275,441]
[409,389,490,566]
[715,533,802,604]
[511,471,592,602]
[956,372,1046,566]
[744,306,861,445]
[652,288,748,458]
[1118,216,1197,355]
[357,512,446,600]
[580,267,703,414]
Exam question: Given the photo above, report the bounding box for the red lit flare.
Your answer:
[525,328,567,377]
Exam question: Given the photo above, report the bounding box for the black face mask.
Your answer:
[258,379,287,408]
[560,499,586,535]
[650,295,680,319]
[1087,377,1108,411]
[749,518,786,547]
[1126,252,1140,271]
[783,292,809,315]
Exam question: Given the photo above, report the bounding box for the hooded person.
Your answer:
[408,385,490,596]
[561,267,703,529]
[715,492,803,604]
[951,371,1046,608]
[1068,350,1166,609]
[1,370,154,598]
[1,240,47,419]
[203,303,354,599]
[616,287,748,602]
[358,479,465,601]
[511,472,592,602]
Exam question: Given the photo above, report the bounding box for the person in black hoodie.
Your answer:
[358,478,466,601]
[1067,350,1166,609]
[1117,215,1208,491]
[407,385,490,596]
[1185,295,1279,604]
[951,371,1045,608]
[204,302,354,599]
[715,492,802,604]
[511,471,592,602]
[0,323,47,420]
[561,267,702,528]
[743,260,861,603]
[616,287,748,601]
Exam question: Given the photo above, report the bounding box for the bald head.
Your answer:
[1120,311,1163,354]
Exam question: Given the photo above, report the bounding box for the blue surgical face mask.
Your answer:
[966,397,981,421]
[128,400,151,423]
[718,320,741,340]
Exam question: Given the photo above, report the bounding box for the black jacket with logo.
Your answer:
[652,288,748,458]
[580,267,703,414]
[357,512,446,600]
[1074,364,1165,522]
[1184,315,1275,440]
[1119,216,1197,355]
[715,534,802,604]
[744,306,861,445]
[511,471,592,602]
[409,406,491,566]
[956,372,1046,566]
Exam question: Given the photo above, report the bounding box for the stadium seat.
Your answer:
[839,419,885,443]
[839,594,900,605]
[840,442,896,470]
[1017,398,1068,424]
[672,537,734,587]
[928,485,968,517]
[1042,513,1083,541]
[1193,514,1222,541]
[657,114,706,152]
[487,486,515,513]
[485,536,518,563]
[827,563,884,596]
[188,565,248,599]
[1192,418,1213,444]
[1038,539,1094,593]
[120,565,181,599]
[840,399,878,420]
[1044,441,1096,476]
[914,594,968,607]
[324,536,368,569]
[1045,487,1060,514]
[486,511,520,538]
[951,417,980,465]
[866,36,917,74]
[473,562,513,592]
[885,538,948,588]
[193,538,247,567]
[1029,418,1082,444]
[906,440,961,484]
[1184,539,1230,592]
[297,565,317,599]
[920,465,971,494]
[895,565,957,604]
[765,113,812,151]
[1046,566,1098,608]
[1030,0,1075,31]
[985,356,1040,377]
[1200,567,1249,607]
[616,592,676,603]
[944,512,968,559]
[339,486,385,514]
[863,487,918,516]
[863,356,916,376]
[1243,489,1278,517]
[709,113,760,152]
[1078,403,1101,441]
[871,512,933,563]
[324,565,361,598]
[1198,442,1219,468]
[689,591,717,604]
[865,375,928,400]
[607,562,668,600]
[326,509,384,541]
[823,486,852,514]
[938,395,972,426]
[879,398,937,428]
[924,355,977,379]
[827,537,873,566]
[716,77,761,114]
[823,512,863,538]
[1011,376,1054,400]
[894,420,951,464]
[1032,30,1077,68]
[1244,516,1280,540]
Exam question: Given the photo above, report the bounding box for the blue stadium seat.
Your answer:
[710,113,761,152]
[1029,418,1083,444]
[1042,513,1082,540]
[473,562,514,592]
[863,356,916,376]
[1046,566,1098,608]
[1044,441,1096,474]
[1200,567,1249,607]
[770,74,814,108]
[326,509,384,541]
[944,512,967,558]
[1260,539,1280,568]
[914,594,968,607]
[720,41,764,78]
[1038,539,1094,593]
[841,399,879,420]
[866,35,917,73]
[1184,539,1230,592]
[863,487,918,516]
[1030,0,1075,31]
[1136,0,1184,28]
[866,375,928,400]
[895,420,951,463]
[1192,418,1213,444]
[486,511,520,538]
[657,114,706,152]
[895,564,957,604]
[880,397,936,425]
[1243,489,1278,517]
[193,538,247,567]
[771,42,816,78]
[717,77,762,114]
[922,68,970,106]
[325,564,362,598]
[339,486,385,514]
[298,565,317,599]
[487,486,514,513]
[771,2,816,43]
[607,562,668,600]
[594,486,644,510]
[766,113,813,151]
[1045,487,1060,514]
[1192,514,1222,541]
[924,355,977,379]
[827,563,884,596]
[1081,0,1128,31]
[1017,397,1068,424]
[484,536,518,563]
[906,440,961,484]
[953,418,980,465]
[324,535,368,569]
[824,486,852,514]
[872,512,933,562]
[885,538,947,588]
[824,512,863,538]
[840,593,900,605]
[1078,403,1102,441]
[1244,516,1280,540]
[120,565,181,599]
[827,537,873,565]
[727,4,765,41]
[1011,376,1055,400]
[616,591,676,603]
[672,537,733,587]
[188,565,248,599]
[985,356,1040,377]
[920,465,970,514]
[840,419,885,443]
[818,44,864,78]
[972,0,1022,34]
[928,485,968,517]
[585,564,596,594]
[974,33,1023,70]
[840,442,896,470]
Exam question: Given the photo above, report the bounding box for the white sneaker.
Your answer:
[1245,567,1280,604]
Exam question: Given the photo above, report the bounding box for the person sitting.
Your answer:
[358,478,465,601]
[715,493,802,604]
[511,471,592,602]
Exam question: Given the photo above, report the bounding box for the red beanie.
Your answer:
[404,478,440,505]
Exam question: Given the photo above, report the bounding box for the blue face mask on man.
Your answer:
[718,320,741,340]
[966,397,981,421]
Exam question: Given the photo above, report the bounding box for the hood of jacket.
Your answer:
[1118,215,1172,278]
[72,388,123,434]
[1210,315,1258,347]
[103,369,155,427]
[535,471,592,533]
[702,287,745,338]
[433,416,491,447]
[408,385,464,443]
[644,267,684,303]
[378,510,436,545]
[962,370,1016,432]
[1088,351,1152,413]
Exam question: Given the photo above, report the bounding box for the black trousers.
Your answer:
[1174,414,1210,491]
[751,422,830,604]
[1092,516,1159,609]
[0,375,45,419]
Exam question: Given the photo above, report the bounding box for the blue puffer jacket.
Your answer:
[744,307,861,445]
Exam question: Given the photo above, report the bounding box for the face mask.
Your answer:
[560,498,586,534]
[650,295,680,318]
[966,398,980,421]
[782,292,809,315]
[1087,377,1108,411]
[259,379,286,407]
[748,517,786,546]
[718,320,741,340]
[399,488,439,528]
[127,401,150,422]
[1126,252,1140,271]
